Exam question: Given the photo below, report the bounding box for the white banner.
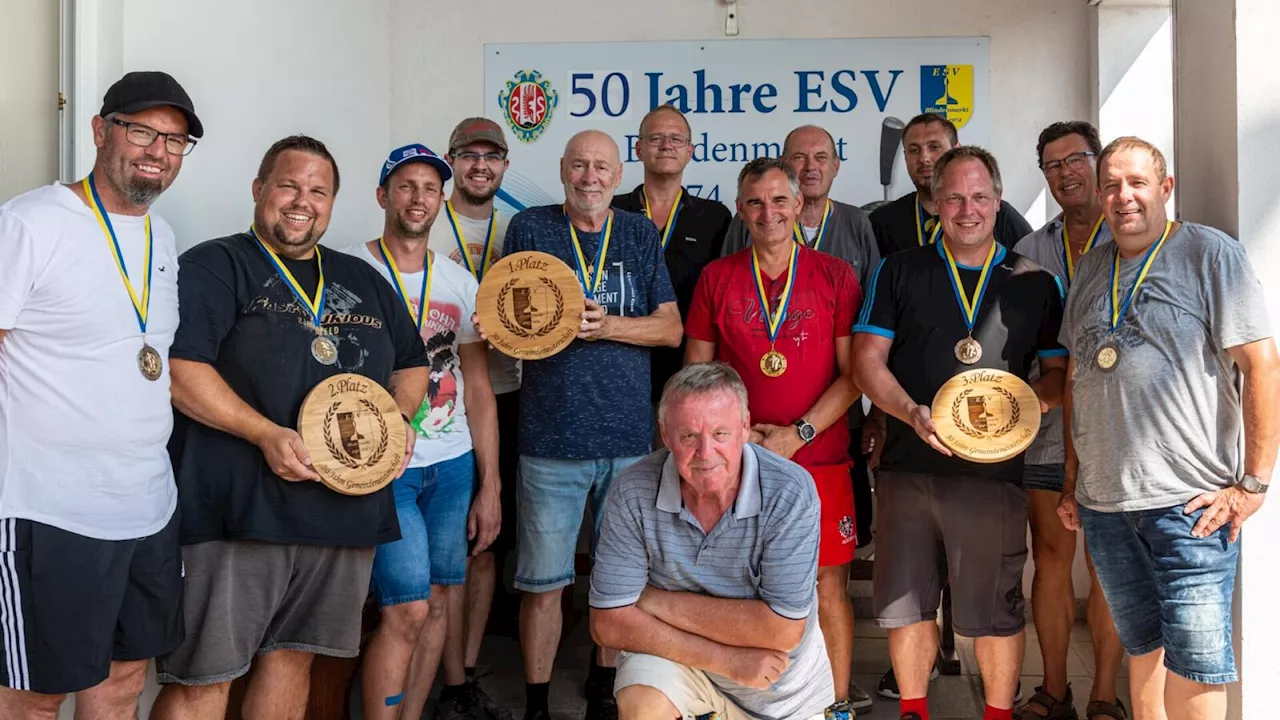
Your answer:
[481,37,989,215]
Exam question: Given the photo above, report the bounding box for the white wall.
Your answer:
[0,0,59,202]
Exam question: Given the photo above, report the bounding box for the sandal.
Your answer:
[1014,685,1078,720]
[1085,699,1128,720]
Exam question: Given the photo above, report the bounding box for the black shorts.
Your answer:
[484,389,520,557]
[0,513,183,694]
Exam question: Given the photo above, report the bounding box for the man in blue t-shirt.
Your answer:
[489,129,680,720]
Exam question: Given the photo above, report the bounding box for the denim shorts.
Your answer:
[514,454,643,593]
[1023,463,1065,493]
[370,452,474,607]
[1079,502,1238,684]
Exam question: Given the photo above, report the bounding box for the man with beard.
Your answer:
[152,136,431,720]
[429,118,520,720]
[342,145,503,720]
[612,106,731,426]
[0,71,200,719]
[480,130,681,720]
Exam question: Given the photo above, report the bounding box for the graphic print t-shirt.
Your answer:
[347,243,481,468]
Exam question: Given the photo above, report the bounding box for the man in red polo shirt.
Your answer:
[685,157,863,720]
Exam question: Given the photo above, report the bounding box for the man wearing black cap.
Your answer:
[0,71,199,718]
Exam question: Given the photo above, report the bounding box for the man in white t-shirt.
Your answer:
[348,144,504,720]
[0,71,201,718]
[426,117,519,720]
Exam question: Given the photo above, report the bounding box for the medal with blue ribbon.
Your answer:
[376,238,432,333]
[564,207,613,302]
[1096,220,1172,372]
[940,239,998,365]
[752,243,798,377]
[444,200,495,281]
[793,199,832,252]
[84,174,162,381]
[251,225,337,365]
[916,195,943,246]
[1061,215,1105,284]
[642,187,682,253]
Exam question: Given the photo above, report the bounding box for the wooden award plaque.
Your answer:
[476,251,585,361]
[930,369,1042,464]
[297,373,407,495]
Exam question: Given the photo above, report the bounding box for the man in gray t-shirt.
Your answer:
[1058,137,1278,720]
[590,363,835,720]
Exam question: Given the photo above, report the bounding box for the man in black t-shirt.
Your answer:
[153,136,429,720]
[852,146,1066,720]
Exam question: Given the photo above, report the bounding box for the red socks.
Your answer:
[983,705,1013,720]
[899,697,929,719]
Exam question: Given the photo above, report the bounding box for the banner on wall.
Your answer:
[481,37,990,215]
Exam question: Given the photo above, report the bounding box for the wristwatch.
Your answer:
[793,419,817,444]
[1236,474,1269,494]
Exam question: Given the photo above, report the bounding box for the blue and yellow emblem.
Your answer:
[498,70,559,144]
[920,65,974,129]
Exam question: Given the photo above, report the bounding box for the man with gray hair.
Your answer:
[590,361,834,720]
[491,129,682,720]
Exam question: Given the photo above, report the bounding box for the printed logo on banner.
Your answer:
[498,70,559,144]
[920,65,974,129]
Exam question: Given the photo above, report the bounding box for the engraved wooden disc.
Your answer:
[930,369,1041,464]
[297,373,407,495]
[475,251,586,360]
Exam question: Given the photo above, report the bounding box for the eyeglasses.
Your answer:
[108,117,196,156]
[453,151,507,164]
[1041,151,1096,175]
[643,133,689,149]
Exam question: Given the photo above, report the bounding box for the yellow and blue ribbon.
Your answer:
[85,175,152,335]
[565,207,613,301]
[751,242,798,345]
[642,187,683,253]
[1109,221,1172,333]
[940,239,998,335]
[915,194,943,247]
[376,238,431,332]
[1061,215,1106,284]
[251,225,327,329]
[444,200,495,282]
[793,199,832,252]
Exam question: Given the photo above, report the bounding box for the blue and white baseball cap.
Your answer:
[379,143,452,186]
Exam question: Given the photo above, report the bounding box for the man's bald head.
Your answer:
[561,129,623,215]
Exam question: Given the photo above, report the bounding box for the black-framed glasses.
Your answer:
[453,151,507,164]
[644,133,689,149]
[108,117,197,156]
[1041,151,1095,174]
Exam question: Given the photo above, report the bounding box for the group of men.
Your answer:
[0,67,1274,720]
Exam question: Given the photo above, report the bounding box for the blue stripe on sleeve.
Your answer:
[856,258,887,326]
[852,324,894,339]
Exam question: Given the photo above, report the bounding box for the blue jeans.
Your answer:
[370,452,474,607]
[1079,502,1238,684]
[514,455,643,593]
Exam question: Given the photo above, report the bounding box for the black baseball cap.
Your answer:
[100,71,203,138]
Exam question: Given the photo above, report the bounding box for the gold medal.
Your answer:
[954,337,983,365]
[1101,220,1172,373]
[311,335,338,366]
[137,344,162,381]
[1096,341,1120,372]
[253,227,333,366]
[760,348,787,377]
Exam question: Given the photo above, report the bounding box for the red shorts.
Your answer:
[808,462,857,567]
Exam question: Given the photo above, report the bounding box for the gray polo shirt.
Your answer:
[590,444,833,719]
[1013,217,1113,466]
[1060,222,1271,513]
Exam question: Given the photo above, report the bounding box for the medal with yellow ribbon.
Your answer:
[793,199,832,252]
[1097,220,1172,372]
[642,187,682,253]
[1061,215,1105,283]
[84,174,161,381]
[940,239,998,365]
[376,238,432,332]
[444,200,495,281]
[564,207,613,302]
[752,243,798,378]
[916,194,943,247]
[251,226,336,365]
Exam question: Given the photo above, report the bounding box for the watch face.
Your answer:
[799,423,816,441]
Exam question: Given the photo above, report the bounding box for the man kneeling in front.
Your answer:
[589,362,834,720]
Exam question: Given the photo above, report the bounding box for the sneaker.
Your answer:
[469,683,516,720]
[824,700,854,719]
[848,681,873,711]
[583,691,618,720]
[431,687,480,720]
[876,666,940,699]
